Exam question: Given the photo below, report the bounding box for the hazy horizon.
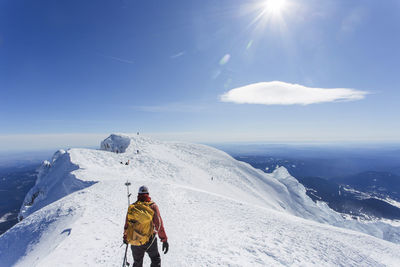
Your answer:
[1,132,400,153]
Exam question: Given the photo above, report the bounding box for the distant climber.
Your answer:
[123,186,168,267]
[137,150,140,154]
[125,160,130,166]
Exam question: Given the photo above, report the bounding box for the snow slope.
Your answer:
[1,134,400,266]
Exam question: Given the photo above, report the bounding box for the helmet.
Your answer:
[138,185,149,194]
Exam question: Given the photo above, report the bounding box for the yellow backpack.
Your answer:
[125,201,155,246]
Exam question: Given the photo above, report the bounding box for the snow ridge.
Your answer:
[18,150,96,221]
[1,134,400,266]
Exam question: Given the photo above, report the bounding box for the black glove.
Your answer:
[162,241,169,254]
[123,236,128,244]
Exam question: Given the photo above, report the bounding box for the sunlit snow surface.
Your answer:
[1,135,400,266]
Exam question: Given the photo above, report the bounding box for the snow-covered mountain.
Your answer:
[1,134,400,266]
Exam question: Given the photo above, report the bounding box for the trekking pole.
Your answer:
[122,244,129,267]
[122,181,132,267]
[125,181,132,206]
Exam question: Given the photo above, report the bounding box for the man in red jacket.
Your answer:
[123,186,168,267]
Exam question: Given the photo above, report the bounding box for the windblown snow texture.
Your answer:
[1,134,399,266]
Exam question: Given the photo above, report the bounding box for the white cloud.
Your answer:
[220,81,368,105]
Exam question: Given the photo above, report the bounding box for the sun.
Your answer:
[262,0,287,15]
[246,0,291,35]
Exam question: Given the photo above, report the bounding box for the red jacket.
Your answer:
[124,194,168,243]
[149,202,168,242]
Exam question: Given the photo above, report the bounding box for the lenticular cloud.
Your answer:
[220,81,368,105]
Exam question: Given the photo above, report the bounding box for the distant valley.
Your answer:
[0,165,37,235]
[211,143,400,222]
[232,154,400,221]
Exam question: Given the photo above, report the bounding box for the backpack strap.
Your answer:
[134,200,153,206]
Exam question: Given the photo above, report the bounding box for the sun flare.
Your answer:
[248,0,290,33]
[263,0,287,15]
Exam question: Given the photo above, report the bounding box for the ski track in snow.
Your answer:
[1,134,400,266]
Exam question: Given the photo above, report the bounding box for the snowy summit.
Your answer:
[1,134,400,266]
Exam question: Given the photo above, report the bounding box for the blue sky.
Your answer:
[1,0,400,150]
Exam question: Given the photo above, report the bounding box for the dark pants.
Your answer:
[131,237,161,267]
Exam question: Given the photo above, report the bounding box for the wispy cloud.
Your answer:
[170,51,186,59]
[102,55,134,64]
[132,103,205,113]
[220,81,368,105]
[341,7,368,34]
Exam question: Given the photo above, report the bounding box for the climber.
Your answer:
[123,186,168,267]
